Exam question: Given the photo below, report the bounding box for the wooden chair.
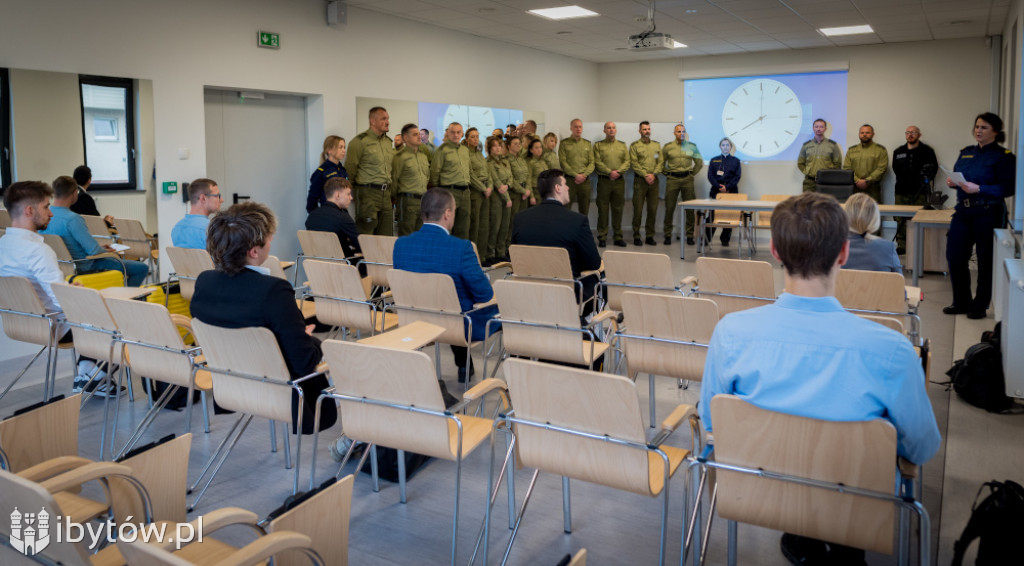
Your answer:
[696,193,751,255]
[484,359,699,566]
[697,395,929,565]
[303,259,395,340]
[836,268,922,344]
[0,208,10,228]
[104,298,211,461]
[486,279,614,378]
[164,246,213,302]
[751,194,788,252]
[599,250,686,317]
[686,257,776,317]
[42,232,125,282]
[618,292,718,428]
[507,244,604,317]
[263,255,317,321]
[189,320,326,511]
[118,530,324,565]
[313,340,508,566]
[0,276,71,402]
[82,214,115,247]
[296,229,353,286]
[358,234,396,294]
[263,474,356,566]
[113,217,159,281]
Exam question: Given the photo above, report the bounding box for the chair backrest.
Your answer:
[111,433,191,524]
[263,255,289,280]
[305,260,378,333]
[321,340,452,460]
[298,229,346,261]
[620,292,717,381]
[0,470,91,565]
[835,269,908,315]
[358,234,396,288]
[0,276,55,347]
[601,251,678,313]
[757,194,788,227]
[709,395,897,554]
[81,215,114,248]
[0,209,10,228]
[190,320,294,423]
[387,269,470,347]
[267,474,355,566]
[862,315,905,334]
[113,218,153,260]
[712,192,747,224]
[165,247,213,302]
[0,394,80,473]
[508,245,575,290]
[41,233,77,279]
[493,279,589,365]
[503,359,657,496]
[50,283,118,363]
[105,298,193,389]
[694,257,776,317]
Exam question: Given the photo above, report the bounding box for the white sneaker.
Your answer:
[330,435,353,462]
[72,375,90,393]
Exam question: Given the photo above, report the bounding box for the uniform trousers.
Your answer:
[354,185,394,236]
[596,176,625,241]
[664,175,695,240]
[632,175,660,239]
[946,202,1005,313]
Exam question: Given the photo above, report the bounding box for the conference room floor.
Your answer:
[1,208,1021,565]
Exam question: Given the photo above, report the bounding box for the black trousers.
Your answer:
[946,202,1005,313]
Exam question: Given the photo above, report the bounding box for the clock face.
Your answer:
[442,104,495,143]
[721,79,802,158]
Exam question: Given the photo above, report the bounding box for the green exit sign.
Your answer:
[257,30,280,49]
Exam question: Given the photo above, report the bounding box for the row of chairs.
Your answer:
[694,193,788,256]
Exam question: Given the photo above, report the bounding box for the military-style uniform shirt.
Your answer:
[657,140,703,175]
[593,138,630,176]
[797,138,843,178]
[542,149,560,171]
[506,153,530,196]
[468,147,491,194]
[421,140,437,159]
[527,156,547,200]
[429,141,471,187]
[518,134,539,158]
[892,143,938,196]
[629,139,660,178]
[843,141,888,184]
[392,146,430,196]
[559,137,594,177]
[953,143,1016,202]
[345,128,395,186]
[487,156,513,203]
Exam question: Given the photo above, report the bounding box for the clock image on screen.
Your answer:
[721,78,802,158]
[442,104,495,138]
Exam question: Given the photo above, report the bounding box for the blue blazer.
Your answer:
[393,224,497,341]
[843,233,902,273]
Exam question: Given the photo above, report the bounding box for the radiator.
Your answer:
[93,193,151,232]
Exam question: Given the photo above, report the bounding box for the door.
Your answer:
[204,89,308,265]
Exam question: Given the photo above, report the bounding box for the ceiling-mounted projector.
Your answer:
[628,32,674,50]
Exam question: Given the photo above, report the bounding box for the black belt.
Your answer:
[666,171,691,178]
[357,182,390,191]
[441,185,469,191]
[400,193,424,199]
[960,197,1001,208]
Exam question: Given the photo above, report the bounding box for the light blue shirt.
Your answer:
[171,214,210,250]
[699,293,941,465]
[41,206,104,271]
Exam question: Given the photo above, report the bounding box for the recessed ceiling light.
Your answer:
[949,19,972,25]
[528,6,600,20]
[819,24,874,37]
[557,31,573,35]
[673,40,687,48]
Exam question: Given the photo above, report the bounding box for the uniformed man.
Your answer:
[629,121,660,246]
[419,128,437,158]
[392,123,430,236]
[843,124,888,202]
[892,125,938,252]
[796,118,844,193]
[656,124,703,245]
[517,120,540,158]
[345,106,396,235]
[429,122,472,239]
[559,119,594,216]
[593,121,630,247]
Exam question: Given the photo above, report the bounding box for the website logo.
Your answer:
[10,507,51,556]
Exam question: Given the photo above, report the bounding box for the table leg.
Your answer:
[913,220,923,286]
[679,203,686,260]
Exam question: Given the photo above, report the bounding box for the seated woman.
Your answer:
[190,201,337,434]
[842,192,902,273]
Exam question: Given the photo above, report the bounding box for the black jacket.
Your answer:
[510,199,601,277]
[305,201,362,258]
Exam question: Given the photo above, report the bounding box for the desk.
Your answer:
[99,286,157,300]
[909,209,954,285]
[357,320,445,351]
[676,199,923,259]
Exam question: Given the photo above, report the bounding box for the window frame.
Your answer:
[79,74,137,190]
[1,68,11,189]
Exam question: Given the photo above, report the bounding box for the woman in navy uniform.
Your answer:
[306,135,348,212]
[705,137,742,246]
[944,112,1015,319]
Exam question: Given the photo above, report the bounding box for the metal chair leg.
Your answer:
[200,391,211,433]
[282,422,292,469]
[269,419,278,453]
[0,346,47,402]
[188,414,253,512]
[397,449,407,503]
[370,446,380,492]
[727,520,737,566]
[562,476,572,533]
[649,373,657,428]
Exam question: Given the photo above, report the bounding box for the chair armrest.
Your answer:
[462,378,507,403]
[85,252,120,261]
[905,286,922,308]
[897,456,918,479]
[170,314,193,333]
[580,269,601,279]
[147,507,261,552]
[470,298,498,310]
[590,309,617,325]
[680,275,697,288]
[315,361,329,375]
[17,456,94,483]
[219,531,316,566]
[660,404,697,432]
[39,461,135,494]
[487,261,512,271]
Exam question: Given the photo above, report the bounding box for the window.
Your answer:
[79,75,136,190]
[1,68,11,189]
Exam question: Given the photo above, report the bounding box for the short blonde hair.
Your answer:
[843,192,880,236]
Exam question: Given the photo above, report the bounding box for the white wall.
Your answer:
[10,69,83,183]
[597,38,995,204]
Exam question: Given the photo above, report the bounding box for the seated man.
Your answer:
[41,175,149,287]
[698,192,941,566]
[304,177,362,260]
[510,168,603,314]
[171,178,222,249]
[392,187,499,383]
[69,165,115,226]
[190,201,337,434]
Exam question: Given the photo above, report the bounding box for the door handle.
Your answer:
[233,193,251,204]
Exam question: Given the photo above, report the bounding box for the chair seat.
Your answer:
[90,527,242,566]
[647,445,689,496]
[445,414,495,460]
[54,490,109,524]
[296,299,316,319]
[581,341,610,364]
[374,310,400,333]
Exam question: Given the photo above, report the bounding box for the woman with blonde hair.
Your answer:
[842,192,901,272]
[306,135,347,212]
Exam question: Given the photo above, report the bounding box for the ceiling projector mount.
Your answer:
[628,0,675,50]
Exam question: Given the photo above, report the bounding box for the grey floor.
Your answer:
[1,203,1021,565]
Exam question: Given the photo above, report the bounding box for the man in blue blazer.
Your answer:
[393,188,498,382]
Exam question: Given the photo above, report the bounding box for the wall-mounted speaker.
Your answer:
[327,1,347,26]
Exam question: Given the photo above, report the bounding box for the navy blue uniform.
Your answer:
[306,160,347,213]
[706,154,742,244]
[947,142,1015,315]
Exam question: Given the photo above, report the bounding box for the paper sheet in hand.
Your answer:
[940,166,966,186]
[109,243,130,252]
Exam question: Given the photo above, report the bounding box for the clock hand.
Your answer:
[740,115,767,130]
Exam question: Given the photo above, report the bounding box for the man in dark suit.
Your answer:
[392,188,499,382]
[190,201,337,435]
[304,177,362,258]
[511,168,603,312]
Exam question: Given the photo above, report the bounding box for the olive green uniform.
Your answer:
[392,146,429,236]
[629,138,661,240]
[421,140,436,160]
[486,156,514,259]
[796,138,843,193]
[517,134,539,159]
[657,140,703,241]
[345,128,396,235]
[468,147,492,250]
[593,138,631,242]
[542,149,560,171]
[428,141,472,239]
[843,141,888,202]
[558,137,594,215]
[527,156,547,203]
[506,152,531,245]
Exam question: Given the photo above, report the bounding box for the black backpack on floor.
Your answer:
[951,480,1024,565]
[946,323,1014,413]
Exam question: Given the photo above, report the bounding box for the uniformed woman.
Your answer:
[705,137,742,246]
[944,112,1015,319]
[306,135,347,212]
[464,128,491,252]
[486,136,513,263]
[526,139,546,205]
[542,132,561,170]
[506,136,531,222]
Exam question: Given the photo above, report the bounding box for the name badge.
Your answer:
[717,170,724,176]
